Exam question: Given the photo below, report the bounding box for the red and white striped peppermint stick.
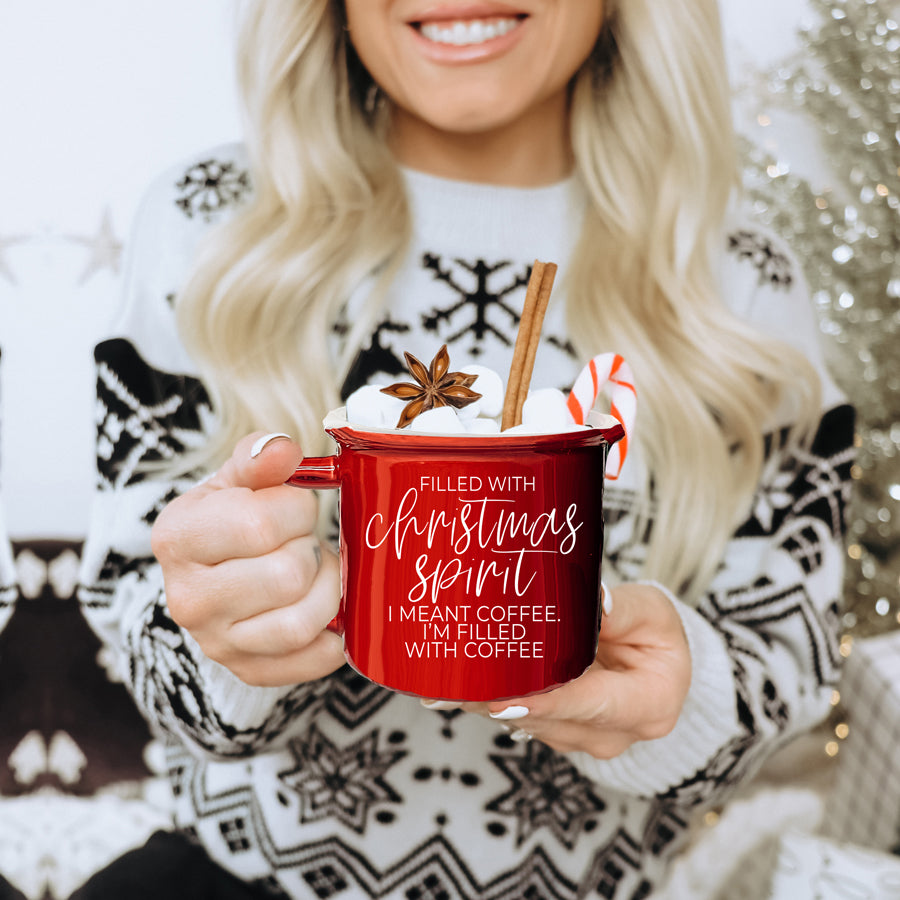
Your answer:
[566,353,636,480]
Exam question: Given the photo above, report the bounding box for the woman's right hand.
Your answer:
[151,432,345,687]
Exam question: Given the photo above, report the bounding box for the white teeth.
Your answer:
[419,17,520,46]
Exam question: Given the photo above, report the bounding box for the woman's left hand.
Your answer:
[460,583,692,758]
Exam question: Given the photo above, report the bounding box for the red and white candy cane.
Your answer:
[566,353,636,480]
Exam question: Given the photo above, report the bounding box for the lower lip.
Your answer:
[407,18,528,64]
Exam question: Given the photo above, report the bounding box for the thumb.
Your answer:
[204,432,305,493]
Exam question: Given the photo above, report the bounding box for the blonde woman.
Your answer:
[76,0,854,897]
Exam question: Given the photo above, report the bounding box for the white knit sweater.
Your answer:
[78,145,854,900]
[0,500,16,634]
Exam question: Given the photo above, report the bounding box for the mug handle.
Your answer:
[286,455,343,634]
[287,456,341,489]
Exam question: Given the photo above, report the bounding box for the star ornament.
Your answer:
[65,207,123,285]
[381,344,481,429]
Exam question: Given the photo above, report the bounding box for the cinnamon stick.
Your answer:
[515,262,556,418]
[501,260,557,430]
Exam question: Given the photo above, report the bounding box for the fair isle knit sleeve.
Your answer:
[0,499,17,635]
[569,223,854,805]
[0,348,19,633]
[77,147,330,759]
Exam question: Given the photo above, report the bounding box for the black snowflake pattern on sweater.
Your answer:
[740,405,854,542]
[322,667,396,731]
[0,584,15,619]
[726,230,794,288]
[340,316,412,400]
[643,407,853,811]
[125,585,330,757]
[343,253,577,401]
[79,548,157,611]
[420,256,531,355]
[277,724,407,833]
[168,738,591,900]
[174,158,252,221]
[95,338,211,489]
[487,740,606,850]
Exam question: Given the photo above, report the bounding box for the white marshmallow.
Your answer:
[344,375,591,437]
[460,365,505,419]
[586,411,620,430]
[408,406,467,434]
[522,388,573,431]
[500,423,543,435]
[465,417,501,435]
[496,421,590,437]
[345,384,406,429]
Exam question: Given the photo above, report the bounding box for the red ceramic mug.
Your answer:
[288,410,625,701]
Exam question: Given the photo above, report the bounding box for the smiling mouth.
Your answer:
[413,15,526,46]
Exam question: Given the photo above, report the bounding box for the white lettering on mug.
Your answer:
[359,477,590,663]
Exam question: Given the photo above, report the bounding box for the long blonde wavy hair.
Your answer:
[175,0,820,604]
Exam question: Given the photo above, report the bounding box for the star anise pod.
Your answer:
[381,344,481,429]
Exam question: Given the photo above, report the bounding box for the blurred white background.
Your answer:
[0,0,827,540]
[0,1,242,539]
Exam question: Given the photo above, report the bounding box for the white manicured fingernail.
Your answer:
[250,433,292,459]
[601,581,614,616]
[420,699,460,711]
[510,728,534,743]
[489,706,529,721]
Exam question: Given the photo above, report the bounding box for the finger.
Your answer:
[594,584,642,643]
[225,549,341,655]
[224,629,346,688]
[486,668,617,725]
[488,665,682,742]
[420,699,465,712]
[152,432,317,566]
[595,583,684,646]
[474,690,639,756]
[211,534,324,619]
[515,720,639,759]
[164,534,325,632]
[203,431,304,494]
[163,483,319,566]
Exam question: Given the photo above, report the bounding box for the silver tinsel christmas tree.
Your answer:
[740,0,900,638]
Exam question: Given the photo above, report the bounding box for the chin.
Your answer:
[418,98,527,136]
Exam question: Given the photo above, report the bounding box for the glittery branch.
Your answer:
[739,0,900,634]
